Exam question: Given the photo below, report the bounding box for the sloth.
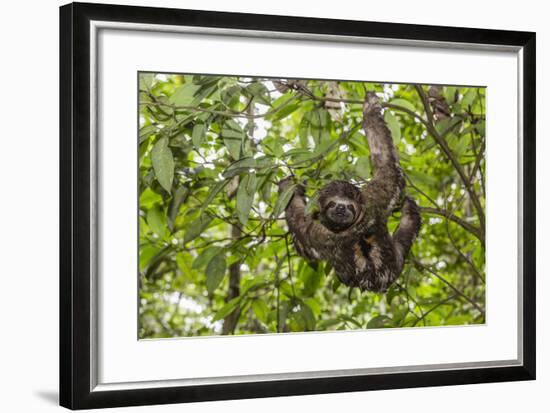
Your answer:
[279,92,421,292]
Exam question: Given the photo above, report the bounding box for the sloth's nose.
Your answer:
[335,204,346,213]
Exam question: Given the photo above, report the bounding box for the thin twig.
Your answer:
[410,294,458,327]
[412,258,485,317]
[420,207,484,244]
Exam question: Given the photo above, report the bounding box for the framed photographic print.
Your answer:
[59,2,536,410]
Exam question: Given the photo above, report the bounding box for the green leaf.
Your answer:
[272,183,296,219]
[339,314,363,328]
[139,124,158,143]
[392,308,409,325]
[236,173,257,226]
[435,117,461,136]
[446,315,472,325]
[260,174,273,203]
[195,75,221,86]
[304,297,321,316]
[407,169,439,188]
[222,157,256,178]
[389,98,416,112]
[448,134,469,158]
[461,89,477,108]
[191,123,206,151]
[251,299,270,323]
[318,128,332,148]
[242,276,268,294]
[443,86,457,104]
[289,138,334,166]
[367,315,392,329]
[317,318,341,329]
[139,188,163,209]
[170,83,201,106]
[168,186,189,231]
[175,252,193,276]
[331,277,341,292]
[246,82,271,106]
[205,253,227,294]
[191,83,217,106]
[221,84,243,107]
[384,110,401,144]
[298,116,310,148]
[297,303,316,330]
[139,245,160,270]
[355,157,371,179]
[302,264,323,296]
[311,127,322,146]
[222,119,244,159]
[271,92,294,108]
[146,206,167,238]
[139,73,154,90]
[139,216,149,237]
[184,214,213,244]
[192,246,223,270]
[309,109,329,128]
[304,192,319,216]
[279,280,294,298]
[151,137,174,192]
[283,148,312,159]
[277,301,291,332]
[254,156,275,170]
[475,120,486,136]
[200,180,228,213]
[269,103,300,122]
[213,296,241,321]
[386,286,400,307]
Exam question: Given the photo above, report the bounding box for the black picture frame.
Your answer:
[60,2,536,410]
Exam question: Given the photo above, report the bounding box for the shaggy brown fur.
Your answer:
[279,92,421,292]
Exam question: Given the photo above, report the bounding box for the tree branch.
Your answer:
[140,89,301,120]
[420,207,484,244]
[414,85,486,232]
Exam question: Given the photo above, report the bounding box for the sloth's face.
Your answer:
[321,196,358,231]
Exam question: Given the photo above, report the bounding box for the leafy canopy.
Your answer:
[138,73,486,338]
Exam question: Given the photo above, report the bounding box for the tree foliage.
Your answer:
[138,73,486,338]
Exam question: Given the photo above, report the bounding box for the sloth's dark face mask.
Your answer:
[322,198,357,231]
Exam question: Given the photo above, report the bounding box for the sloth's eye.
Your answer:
[327,201,336,208]
[346,204,355,214]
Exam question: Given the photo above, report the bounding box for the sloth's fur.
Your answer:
[279,92,421,292]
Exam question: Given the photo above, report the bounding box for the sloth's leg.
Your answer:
[278,178,329,262]
[362,92,406,215]
[392,196,422,272]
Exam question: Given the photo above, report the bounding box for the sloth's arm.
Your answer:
[278,179,328,262]
[362,92,406,215]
